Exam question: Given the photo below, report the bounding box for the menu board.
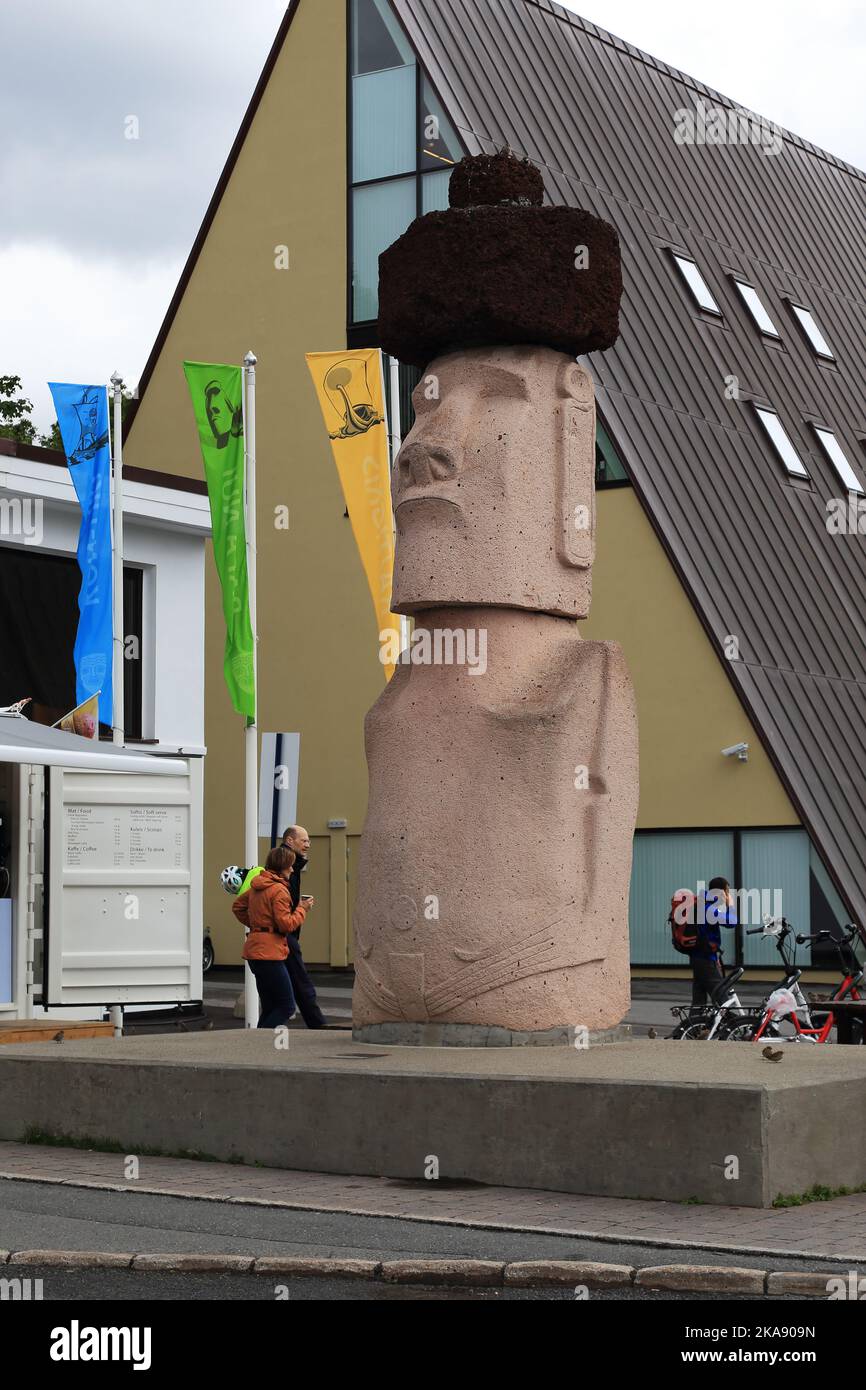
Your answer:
[65,804,187,871]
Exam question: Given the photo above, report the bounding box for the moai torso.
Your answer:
[352,608,638,1031]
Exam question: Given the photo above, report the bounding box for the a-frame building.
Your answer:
[126,0,866,970]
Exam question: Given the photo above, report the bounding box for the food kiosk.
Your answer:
[0,711,203,1022]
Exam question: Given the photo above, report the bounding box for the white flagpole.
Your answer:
[110,371,125,748]
[109,370,125,1040]
[386,354,410,654]
[243,351,259,1029]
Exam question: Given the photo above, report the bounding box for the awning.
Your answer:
[0,714,189,776]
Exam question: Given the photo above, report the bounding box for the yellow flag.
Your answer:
[55,693,100,740]
[306,349,400,679]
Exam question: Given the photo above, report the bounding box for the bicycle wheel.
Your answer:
[668,1018,712,1040]
[718,1013,777,1042]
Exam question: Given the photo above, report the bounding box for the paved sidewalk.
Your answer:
[0,1141,863,1264]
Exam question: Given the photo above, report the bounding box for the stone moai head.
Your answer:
[392,345,596,617]
[377,148,623,618]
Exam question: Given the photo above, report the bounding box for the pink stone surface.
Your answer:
[353,611,638,1032]
[391,347,597,619]
[353,346,639,1035]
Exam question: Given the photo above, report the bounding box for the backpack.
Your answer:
[668,890,699,955]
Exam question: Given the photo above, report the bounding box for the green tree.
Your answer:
[0,374,132,453]
[40,419,63,451]
[0,374,38,445]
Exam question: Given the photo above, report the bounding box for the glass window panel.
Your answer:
[791,303,834,359]
[814,427,864,494]
[671,254,722,315]
[421,168,451,213]
[733,280,780,337]
[595,421,628,484]
[353,67,416,182]
[809,845,864,969]
[740,829,811,967]
[420,75,462,171]
[352,0,415,76]
[384,362,422,442]
[628,830,735,966]
[352,177,416,322]
[754,407,809,478]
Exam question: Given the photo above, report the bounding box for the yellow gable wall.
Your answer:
[127,0,797,965]
[581,487,798,830]
[126,0,384,965]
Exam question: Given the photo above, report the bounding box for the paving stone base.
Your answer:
[352,1022,632,1047]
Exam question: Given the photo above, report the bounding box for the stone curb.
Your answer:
[505,1260,633,1287]
[5,1250,134,1269]
[253,1258,380,1278]
[132,1253,255,1273]
[0,1251,849,1293]
[635,1264,765,1295]
[380,1259,504,1286]
[766,1271,838,1297]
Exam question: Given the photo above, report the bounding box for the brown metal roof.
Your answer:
[390,0,866,920]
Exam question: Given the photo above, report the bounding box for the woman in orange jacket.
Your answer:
[232,844,308,1028]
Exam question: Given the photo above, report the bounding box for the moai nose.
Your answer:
[398,442,459,487]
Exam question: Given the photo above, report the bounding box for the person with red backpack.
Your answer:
[670,877,738,1016]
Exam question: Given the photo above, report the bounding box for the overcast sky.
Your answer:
[2,0,864,430]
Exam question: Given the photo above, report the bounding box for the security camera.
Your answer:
[721,742,749,761]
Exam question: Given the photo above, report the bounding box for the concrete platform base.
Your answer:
[352,1021,632,1047]
[0,1031,864,1208]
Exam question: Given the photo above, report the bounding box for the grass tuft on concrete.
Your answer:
[773,1181,866,1208]
[21,1128,247,1165]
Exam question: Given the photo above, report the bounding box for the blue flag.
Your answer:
[48,383,113,726]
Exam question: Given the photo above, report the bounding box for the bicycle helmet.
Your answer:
[220,865,245,896]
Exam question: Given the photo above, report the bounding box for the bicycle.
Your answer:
[718,920,864,1042]
[667,965,750,1040]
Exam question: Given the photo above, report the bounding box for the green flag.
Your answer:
[183,361,255,721]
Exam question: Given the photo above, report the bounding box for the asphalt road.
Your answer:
[0,1178,857,1278]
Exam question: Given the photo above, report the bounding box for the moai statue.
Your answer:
[352,150,638,1043]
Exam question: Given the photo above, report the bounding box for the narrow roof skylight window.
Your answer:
[790,304,835,360]
[754,406,809,478]
[671,254,722,315]
[813,426,863,494]
[733,280,780,338]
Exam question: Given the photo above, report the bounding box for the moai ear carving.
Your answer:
[556,359,596,571]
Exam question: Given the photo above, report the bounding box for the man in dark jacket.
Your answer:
[690,876,738,1015]
[280,825,327,1028]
